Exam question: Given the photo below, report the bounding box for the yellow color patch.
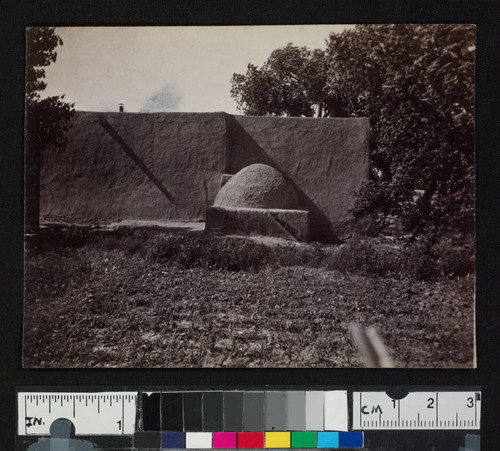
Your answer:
[265,432,291,448]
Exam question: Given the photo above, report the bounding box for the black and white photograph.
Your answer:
[23,24,476,368]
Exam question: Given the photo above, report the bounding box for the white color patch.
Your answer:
[185,432,213,449]
[324,391,348,431]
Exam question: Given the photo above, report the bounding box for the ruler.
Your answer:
[352,391,481,430]
[18,389,481,440]
[17,392,137,436]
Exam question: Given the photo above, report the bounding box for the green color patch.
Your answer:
[291,431,317,448]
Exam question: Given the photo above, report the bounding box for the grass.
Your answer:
[23,226,475,368]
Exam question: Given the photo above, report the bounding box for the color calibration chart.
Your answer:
[17,388,481,450]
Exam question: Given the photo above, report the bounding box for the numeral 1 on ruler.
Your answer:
[352,391,480,430]
[18,392,138,436]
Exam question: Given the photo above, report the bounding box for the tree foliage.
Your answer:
[230,43,334,117]
[25,28,74,153]
[25,28,74,231]
[230,25,475,237]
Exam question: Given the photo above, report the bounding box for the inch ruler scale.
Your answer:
[18,392,137,436]
[17,388,481,450]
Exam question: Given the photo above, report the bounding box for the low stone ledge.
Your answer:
[205,206,309,242]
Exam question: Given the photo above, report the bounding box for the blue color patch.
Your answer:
[317,432,339,448]
[339,431,363,448]
[162,432,186,448]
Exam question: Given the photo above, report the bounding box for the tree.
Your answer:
[230,25,475,238]
[230,43,335,117]
[25,28,74,233]
[326,25,475,238]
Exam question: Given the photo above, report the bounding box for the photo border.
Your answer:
[2,0,499,448]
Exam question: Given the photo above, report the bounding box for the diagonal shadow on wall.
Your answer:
[98,116,177,205]
[223,113,338,243]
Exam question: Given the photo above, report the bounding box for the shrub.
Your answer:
[274,242,327,268]
[398,239,435,280]
[144,233,273,271]
[27,225,91,253]
[203,239,271,271]
[144,233,186,263]
[326,239,401,277]
[397,237,474,280]
[429,238,475,279]
[31,226,474,280]
[324,236,474,281]
[121,237,146,256]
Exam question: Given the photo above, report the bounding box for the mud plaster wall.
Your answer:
[225,114,370,240]
[40,111,226,223]
[40,112,369,239]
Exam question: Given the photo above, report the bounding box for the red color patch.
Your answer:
[237,432,264,448]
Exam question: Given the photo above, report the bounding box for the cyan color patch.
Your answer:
[317,432,339,448]
[339,431,363,448]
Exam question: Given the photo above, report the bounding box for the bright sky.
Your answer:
[42,26,352,114]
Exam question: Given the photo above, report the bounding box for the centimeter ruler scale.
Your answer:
[352,391,481,430]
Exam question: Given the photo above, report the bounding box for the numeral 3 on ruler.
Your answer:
[352,392,480,430]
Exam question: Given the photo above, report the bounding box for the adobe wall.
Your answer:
[39,111,369,240]
[40,111,226,223]
[225,114,370,240]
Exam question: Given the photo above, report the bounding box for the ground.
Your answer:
[22,224,475,368]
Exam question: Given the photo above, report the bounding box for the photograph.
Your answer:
[23,24,476,368]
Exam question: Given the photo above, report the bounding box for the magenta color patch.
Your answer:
[213,432,237,448]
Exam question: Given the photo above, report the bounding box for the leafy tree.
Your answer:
[230,25,475,238]
[230,43,335,117]
[25,27,74,233]
[326,24,475,238]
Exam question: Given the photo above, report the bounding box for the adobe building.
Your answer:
[39,111,369,242]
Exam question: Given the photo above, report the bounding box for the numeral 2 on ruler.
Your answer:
[352,392,480,430]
